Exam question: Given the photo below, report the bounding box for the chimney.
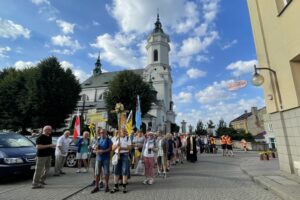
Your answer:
[251,107,258,117]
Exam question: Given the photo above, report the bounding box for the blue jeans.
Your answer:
[114,153,129,176]
[95,159,110,176]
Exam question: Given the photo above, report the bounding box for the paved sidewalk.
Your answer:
[0,168,92,200]
[239,151,300,200]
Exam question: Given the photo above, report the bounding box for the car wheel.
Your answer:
[66,153,77,168]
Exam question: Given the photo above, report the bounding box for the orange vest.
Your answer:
[226,136,233,145]
[210,137,216,144]
[220,136,226,144]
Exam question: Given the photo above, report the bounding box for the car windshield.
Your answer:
[0,133,34,148]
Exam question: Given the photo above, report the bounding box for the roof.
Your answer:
[254,131,266,139]
[230,112,252,123]
[81,69,144,88]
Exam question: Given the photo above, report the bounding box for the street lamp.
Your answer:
[252,65,283,109]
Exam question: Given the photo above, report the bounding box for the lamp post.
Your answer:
[252,65,283,109]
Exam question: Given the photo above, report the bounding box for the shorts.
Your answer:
[167,153,174,161]
[227,145,233,150]
[221,144,227,150]
[95,159,110,176]
[76,152,88,160]
[114,153,129,176]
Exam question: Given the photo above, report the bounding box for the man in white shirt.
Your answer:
[54,130,71,176]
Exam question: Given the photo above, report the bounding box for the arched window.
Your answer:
[153,49,158,62]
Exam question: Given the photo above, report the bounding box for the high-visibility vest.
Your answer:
[210,137,216,144]
[220,136,226,144]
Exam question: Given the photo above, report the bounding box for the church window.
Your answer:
[153,50,158,62]
[98,93,103,101]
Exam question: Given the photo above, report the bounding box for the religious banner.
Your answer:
[87,111,108,123]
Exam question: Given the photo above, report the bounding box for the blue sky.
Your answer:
[0,0,265,127]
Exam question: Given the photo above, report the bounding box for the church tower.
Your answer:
[144,14,175,132]
[93,53,102,76]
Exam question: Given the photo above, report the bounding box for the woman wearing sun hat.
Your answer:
[142,131,157,185]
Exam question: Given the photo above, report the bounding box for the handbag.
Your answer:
[134,160,145,175]
[112,153,118,165]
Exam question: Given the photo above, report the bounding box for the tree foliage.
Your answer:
[0,56,81,131]
[195,120,207,136]
[104,70,157,127]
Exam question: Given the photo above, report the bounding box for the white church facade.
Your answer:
[77,15,176,133]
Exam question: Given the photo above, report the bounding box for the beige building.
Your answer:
[247,0,300,175]
[230,107,266,136]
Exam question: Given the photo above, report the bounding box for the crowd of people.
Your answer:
[31,125,237,194]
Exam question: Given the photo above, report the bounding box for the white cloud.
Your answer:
[202,0,220,23]
[175,1,199,34]
[92,21,100,26]
[174,75,189,88]
[0,46,11,58]
[176,96,265,127]
[56,20,75,34]
[14,61,36,70]
[90,33,142,69]
[195,80,236,104]
[51,35,82,55]
[60,61,91,82]
[0,18,30,39]
[196,55,210,63]
[31,0,50,5]
[187,68,207,79]
[174,92,193,103]
[226,59,258,77]
[222,39,238,50]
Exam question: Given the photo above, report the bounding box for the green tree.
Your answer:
[104,70,157,127]
[34,57,81,129]
[171,123,180,133]
[0,56,81,131]
[195,120,207,135]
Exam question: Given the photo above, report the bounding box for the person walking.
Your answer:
[156,131,168,178]
[142,132,156,185]
[226,135,234,156]
[91,129,112,193]
[133,130,145,172]
[32,125,55,189]
[111,128,131,194]
[76,131,90,173]
[210,135,216,154]
[53,130,71,176]
[166,133,175,170]
[220,135,227,156]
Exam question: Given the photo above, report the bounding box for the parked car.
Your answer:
[27,135,78,168]
[0,131,36,178]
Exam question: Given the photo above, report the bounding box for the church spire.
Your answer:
[93,52,102,76]
[153,12,164,33]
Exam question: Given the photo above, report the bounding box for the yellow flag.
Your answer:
[89,123,95,142]
[126,110,133,136]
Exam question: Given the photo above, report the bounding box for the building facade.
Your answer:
[76,15,176,133]
[247,0,300,175]
[230,107,266,136]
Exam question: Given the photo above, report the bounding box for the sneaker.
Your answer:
[76,169,81,173]
[32,184,44,189]
[60,171,66,175]
[163,173,167,179]
[148,179,154,185]
[123,187,127,193]
[81,168,87,173]
[143,179,149,185]
[110,187,119,193]
[99,181,104,188]
[89,180,96,187]
[40,181,47,185]
[105,187,110,193]
[91,187,99,194]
